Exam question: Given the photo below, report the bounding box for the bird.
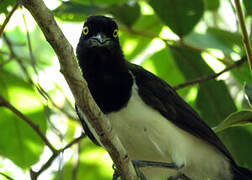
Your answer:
[75,15,252,180]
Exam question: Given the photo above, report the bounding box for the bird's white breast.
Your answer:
[81,82,233,180]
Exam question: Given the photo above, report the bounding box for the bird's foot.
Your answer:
[132,160,184,180]
[112,160,184,180]
[132,160,184,170]
[168,173,191,180]
[112,163,146,180]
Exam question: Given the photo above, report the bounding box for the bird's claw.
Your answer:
[112,160,184,180]
[168,174,191,180]
[112,163,147,180]
[132,160,183,170]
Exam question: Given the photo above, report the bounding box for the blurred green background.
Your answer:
[1,0,252,179]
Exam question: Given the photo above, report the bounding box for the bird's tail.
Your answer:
[232,165,252,180]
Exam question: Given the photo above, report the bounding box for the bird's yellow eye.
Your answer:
[113,29,118,38]
[83,26,89,35]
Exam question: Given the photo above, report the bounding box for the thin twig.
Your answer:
[36,84,77,120]
[0,172,14,180]
[30,133,85,180]
[234,0,252,74]
[3,33,33,84]
[60,133,86,152]
[22,10,38,74]
[3,34,77,120]
[0,95,57,153]
[174,56,247,90]
[0,3,19,38]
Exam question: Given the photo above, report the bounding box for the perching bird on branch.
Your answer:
[75,15,252,180]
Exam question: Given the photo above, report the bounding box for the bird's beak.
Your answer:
[88,33,111,47]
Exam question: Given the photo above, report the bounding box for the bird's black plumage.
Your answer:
[77,16,133,114]
[75,15,252,180]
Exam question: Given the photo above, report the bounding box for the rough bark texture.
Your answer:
[21,0,137,179]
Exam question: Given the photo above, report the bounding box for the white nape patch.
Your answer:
[80,81,233,180]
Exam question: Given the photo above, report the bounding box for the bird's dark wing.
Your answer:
[75,104,100,146]
[127,62,235,163]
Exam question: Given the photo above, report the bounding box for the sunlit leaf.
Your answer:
[148,0,204,37]
[0,70,47,168]
[207,28,243,50]
[0,108,47,169]
[184,32,234,54]
[213,110,252,133]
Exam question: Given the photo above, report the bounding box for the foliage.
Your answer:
[1,0,252,179]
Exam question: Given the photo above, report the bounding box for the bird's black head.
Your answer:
[79,16,119,48]
[76,15,126,78]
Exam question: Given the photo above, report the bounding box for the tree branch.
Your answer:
[20,0,137,179]
[234,0,252,75]
[174,56,247,90]
[0,3,19,38]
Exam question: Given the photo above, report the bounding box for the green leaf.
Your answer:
[0,0,15,14]
[0,70,47,168]
[245,82,252,105]
[55,1,140,26]
[110,2,140,26]
[204,0,220,11]
[148,0,204,37]
[207,28,243,50]
[54,2,103,22]
[218,126,252,168]
[184,32,234,54]
[0,108,47,169]
[213,110,252,133]
[231,61,252,85]
[244,0,252,16]
[197,81,237,126]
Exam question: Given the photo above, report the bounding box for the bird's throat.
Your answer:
[77,47,133,114]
